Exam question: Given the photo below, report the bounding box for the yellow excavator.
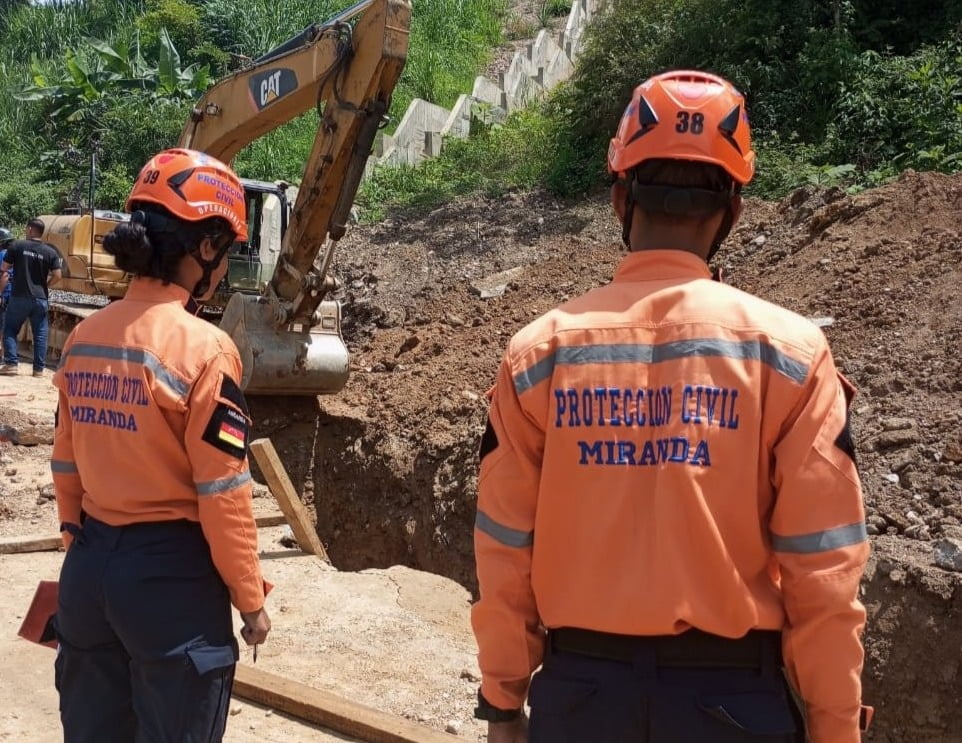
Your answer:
[36,0,410,395]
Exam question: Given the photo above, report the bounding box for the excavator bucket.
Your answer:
[219,293,349,396]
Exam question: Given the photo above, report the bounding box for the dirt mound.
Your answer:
[727,170,962,547]
[253,171,962,740]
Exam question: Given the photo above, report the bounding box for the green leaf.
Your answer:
[64,51,100,101]
[86,36,128,75]
[157,27,181,95]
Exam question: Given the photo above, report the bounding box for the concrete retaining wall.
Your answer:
[368,0,607,174]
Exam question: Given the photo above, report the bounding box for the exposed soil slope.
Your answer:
[253,170,962,740]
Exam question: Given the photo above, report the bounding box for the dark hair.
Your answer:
[28,218,45,234]
[102,203,232,281]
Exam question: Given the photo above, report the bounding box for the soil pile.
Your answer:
[252,170,962,741]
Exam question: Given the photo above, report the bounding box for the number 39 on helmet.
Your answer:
[607,70,756,186]
[126,148,249,242]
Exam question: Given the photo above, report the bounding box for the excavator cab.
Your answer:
[226,180,294,293]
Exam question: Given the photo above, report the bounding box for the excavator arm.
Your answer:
[179,0,411,395]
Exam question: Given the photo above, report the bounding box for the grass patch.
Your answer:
[358,106,555,221]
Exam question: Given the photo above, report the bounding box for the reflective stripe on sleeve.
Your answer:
[513,339,810,394]
[50,459,79,474]
[59,343,190,398]
[195,470,252,495]
[476,510,534,548]
[771,522,868,554]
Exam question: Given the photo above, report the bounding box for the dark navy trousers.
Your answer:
[54,517,238,743]
[529,630,805,743]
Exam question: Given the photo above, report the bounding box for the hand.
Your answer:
[239,607,271,647]
[487,714,528,743]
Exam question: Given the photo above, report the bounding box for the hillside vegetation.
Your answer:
[360,0,962,215]
[1,0,960,227]
[0,0,506,225]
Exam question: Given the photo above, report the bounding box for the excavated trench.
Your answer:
[251,173,962,741]
[251,399,962,742]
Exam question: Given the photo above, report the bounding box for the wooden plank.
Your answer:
[249,438,329,561]
[233,665,457,743]
[0,514,289,556]
[0,535,63,555]
[255,513,288,528]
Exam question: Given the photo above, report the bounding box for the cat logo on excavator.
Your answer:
[248,68,298,111]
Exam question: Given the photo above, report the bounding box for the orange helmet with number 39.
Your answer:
[125,148,248,241]
[608,70,755,185]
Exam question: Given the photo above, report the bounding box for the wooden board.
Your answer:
[255,513,288,528]
[233,665,457,743]
[0,513,288,555]
[0,535,63,555]
[249,438,329,561]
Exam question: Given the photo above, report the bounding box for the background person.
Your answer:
[1,218,62,377]
[50,148,271,742]
[0,227,14,337]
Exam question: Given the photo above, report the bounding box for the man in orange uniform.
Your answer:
[471,71,870,743]
[50,149,269,742]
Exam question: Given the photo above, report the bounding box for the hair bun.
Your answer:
[103,221,153,275]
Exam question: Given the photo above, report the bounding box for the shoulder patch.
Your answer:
[202,402,249,460]
[834,372,858,464]
[479,419,499,463]
[219,373,249,415]
[835,411,857,465]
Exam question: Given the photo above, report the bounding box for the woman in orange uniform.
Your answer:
[50,149,270,742]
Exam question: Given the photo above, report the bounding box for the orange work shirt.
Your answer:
[51,277,266,613]
[472,250,869,743]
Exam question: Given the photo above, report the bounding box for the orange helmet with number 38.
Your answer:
[125,148,248,241]
[608,70,755,185]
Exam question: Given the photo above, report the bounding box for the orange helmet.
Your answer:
[608,70,755,185]
[126,148,248,241]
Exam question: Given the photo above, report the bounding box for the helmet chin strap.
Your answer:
[620,174,636,249]
[189,239,232,299]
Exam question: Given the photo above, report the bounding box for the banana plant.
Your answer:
[15,27,210,127]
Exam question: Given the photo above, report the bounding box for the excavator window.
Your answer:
[227,190,266,292]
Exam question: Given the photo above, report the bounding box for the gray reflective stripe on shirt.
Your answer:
[513,339,810,394]
[50,459,79,474]
[60,343,190,398]
[475,509,533,548]
[771,522,868,554]
[196,470,252,495]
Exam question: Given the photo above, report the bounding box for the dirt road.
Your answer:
[0,373,484,742]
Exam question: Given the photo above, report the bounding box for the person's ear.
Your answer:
[611,181,628,222]
[198,236,218,262]
[731,194,744,227]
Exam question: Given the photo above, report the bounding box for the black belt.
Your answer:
[549,627,782,669]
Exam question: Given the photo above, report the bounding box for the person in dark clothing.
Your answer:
[0,227,13,340]
[1,218,63,376]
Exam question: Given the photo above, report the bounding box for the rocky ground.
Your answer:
[269,170,962,740]
[3,171,962,740]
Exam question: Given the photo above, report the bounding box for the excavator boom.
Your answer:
[180,0,411,395]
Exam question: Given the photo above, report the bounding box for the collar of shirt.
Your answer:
[612,249,712,284]
[125,276,195,311]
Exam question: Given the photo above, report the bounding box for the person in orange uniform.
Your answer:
[50,148,270,742]
[471,71,870,743]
